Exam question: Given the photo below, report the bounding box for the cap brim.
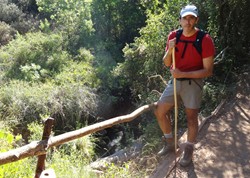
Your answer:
[181,12,197,18]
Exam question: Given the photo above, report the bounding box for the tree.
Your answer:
[36,0,94,54]
[91,0,147,62]
[118,0,189,102]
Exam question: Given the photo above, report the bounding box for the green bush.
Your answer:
[0,128,35,178]
[0,29,100,136]
[0,1,22,23]
[0,32,68,82]
[0,123,97,178]
[0,22,17,46]
[54,48,100,88]
[0,80,99,133]
[36,0,94,54]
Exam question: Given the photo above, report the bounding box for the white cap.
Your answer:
[180,5,198,18]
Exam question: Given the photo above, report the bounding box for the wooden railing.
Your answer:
[0,103,157,177]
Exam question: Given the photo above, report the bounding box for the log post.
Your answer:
[34,118,54,178]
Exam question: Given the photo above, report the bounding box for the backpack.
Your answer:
[175,29,207,58]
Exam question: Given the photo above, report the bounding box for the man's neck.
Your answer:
[182,28,198,37]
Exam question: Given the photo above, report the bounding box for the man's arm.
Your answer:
[171,56,214,79]
[163,49,172,67]
[163,37,176,67]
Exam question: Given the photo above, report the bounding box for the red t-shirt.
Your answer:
[165,29,215,72]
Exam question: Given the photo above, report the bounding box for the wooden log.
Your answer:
[0,103,157,165]
[0,140,47,165]
[35,118,54,178]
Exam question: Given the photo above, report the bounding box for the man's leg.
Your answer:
[154,101,174,155]
[154,101,173,136]
[186,108,199,143]
[180,108,199,166]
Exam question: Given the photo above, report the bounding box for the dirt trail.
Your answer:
[167,68,250,177]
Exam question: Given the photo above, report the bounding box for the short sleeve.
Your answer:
[202,34,215,58]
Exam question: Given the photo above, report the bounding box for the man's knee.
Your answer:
[154,102,172,118]
[185,108,198,117]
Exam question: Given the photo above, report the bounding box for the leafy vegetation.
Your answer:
[0,123,97,178]
[0,0,249,177]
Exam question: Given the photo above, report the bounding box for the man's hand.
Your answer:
[169,38,176,50]
[170,68,183,78]
[163,38,176,67]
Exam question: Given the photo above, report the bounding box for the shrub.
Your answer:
[0,0,22,23]
[0,128,35,178]
[0,32,68,82]
[0,22,17,46]
[0,80,99,133]
[0,122,97,178]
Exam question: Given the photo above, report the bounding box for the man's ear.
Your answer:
[196,17,199,24]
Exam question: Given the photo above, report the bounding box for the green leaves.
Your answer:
[0,32,67,82]
[37,0,94,54]
[119,0,188,102]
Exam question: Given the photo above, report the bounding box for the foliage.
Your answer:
[0,124,97,178]
[0,0,22,23]
[141,118,163,154]
[36,0,94,54]
[91,0,146,61]
[222,0,250,53]
[13,0,38,14]
[0,29,100,131]
[0,22,17,46]
[99,163,133,178]
[27,121,45,141]
[0,128,22,152]
[90,0,148,108]
[0,80,99,133]
[0,0,39,34]
[0,128,35,178]
[118,0,189,103]
[54,48,100,88]
[0,32,68,82]
[201,0,250,60]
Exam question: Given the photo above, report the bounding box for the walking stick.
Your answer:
[172,47,178,164]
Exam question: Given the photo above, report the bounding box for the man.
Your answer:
[154,5,215,166]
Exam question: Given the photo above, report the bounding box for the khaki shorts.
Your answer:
[159,78,204,109]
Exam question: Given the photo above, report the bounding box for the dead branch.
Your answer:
[35,118,54,178]
[148,74,167,85]
[150,89,162,96]
[214,46,228,65]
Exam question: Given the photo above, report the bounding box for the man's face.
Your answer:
[179,15,199,32]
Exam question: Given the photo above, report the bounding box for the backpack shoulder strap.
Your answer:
[175,29,183,44]
[193,29,207,55]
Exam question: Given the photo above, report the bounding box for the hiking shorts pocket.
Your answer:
[180,79,204,109]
